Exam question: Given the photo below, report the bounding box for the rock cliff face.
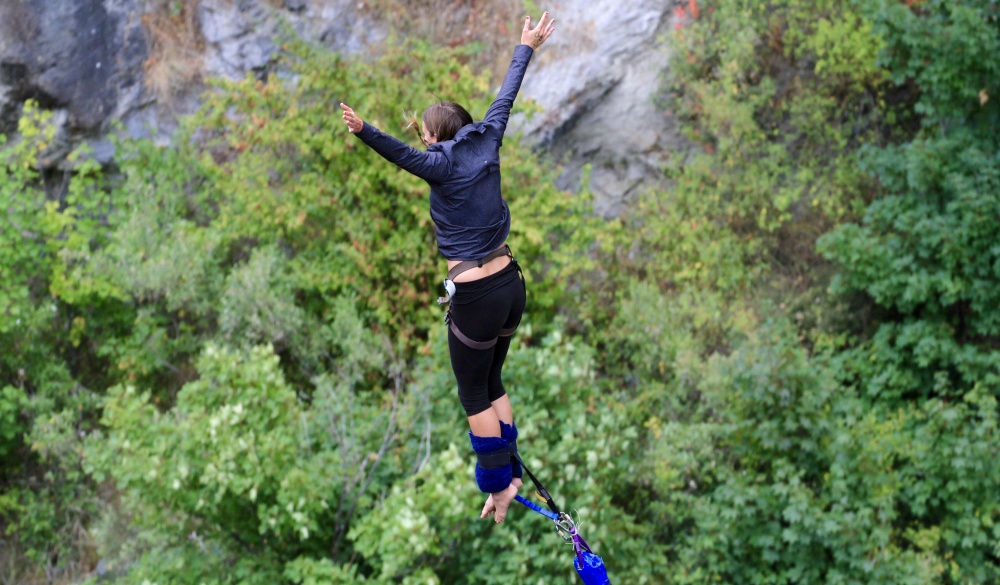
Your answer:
[0,0,684,211]
[0,0,147,165]
[516,0,683,216]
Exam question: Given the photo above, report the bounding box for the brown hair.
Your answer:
[421,102,473,143]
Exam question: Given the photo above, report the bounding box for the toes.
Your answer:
[493,501,508,523]
[492,493,513,518]
[480,495,496,519]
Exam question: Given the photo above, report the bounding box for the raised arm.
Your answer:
[482,12,556,134]
[341,103,451,183]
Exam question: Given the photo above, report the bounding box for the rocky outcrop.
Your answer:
[0,0,147,165]
[0,0,686,212]
[516,0,684,216]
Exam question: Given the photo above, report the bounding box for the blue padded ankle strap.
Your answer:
[499,421,522,479]
[469,432,513,493]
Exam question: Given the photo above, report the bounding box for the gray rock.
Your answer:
[198,0,277,78]
[307,0,387,55]
[0,0,688,217]
[0,0,146,137]
[514,0,687,217]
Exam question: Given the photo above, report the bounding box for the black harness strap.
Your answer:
[442,245,524,350]
[476,448,514,469]
[514,452,561,515]
[447,320,520,349]
[449,319,498,350]
[447,245,512,281]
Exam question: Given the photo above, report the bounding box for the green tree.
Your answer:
[820,0,1000,402]
[604,1,1000,583]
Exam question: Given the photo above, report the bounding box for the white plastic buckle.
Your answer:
[437,279,457,305]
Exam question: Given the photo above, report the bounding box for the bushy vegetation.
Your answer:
[1,1,998,583]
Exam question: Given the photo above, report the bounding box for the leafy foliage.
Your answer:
[643,320,999,584]
[2,32,611,585]
[601,1,1000,584]
[819,0,1000,401]
[3,1,1000,583]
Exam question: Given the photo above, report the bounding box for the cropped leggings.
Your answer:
[447,261,527,416]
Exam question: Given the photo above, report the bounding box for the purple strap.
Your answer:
[572,526,594,560]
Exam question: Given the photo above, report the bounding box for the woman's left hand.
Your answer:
[340,102,363,133]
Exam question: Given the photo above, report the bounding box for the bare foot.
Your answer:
[480,478,522,523]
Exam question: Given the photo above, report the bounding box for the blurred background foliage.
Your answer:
[1,0,998,583]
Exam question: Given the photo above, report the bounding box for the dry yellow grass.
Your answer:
[140,1,205,104]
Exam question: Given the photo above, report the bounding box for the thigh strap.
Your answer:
[449,317,518,350]
[442,246,523,349]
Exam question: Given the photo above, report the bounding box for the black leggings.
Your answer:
[447,261,526,416]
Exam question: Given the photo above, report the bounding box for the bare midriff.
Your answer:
[447,243,512,283]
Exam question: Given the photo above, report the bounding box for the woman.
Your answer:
[340,11,555,524]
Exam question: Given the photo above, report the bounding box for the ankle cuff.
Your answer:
[499,421,522,479]
[469,432,513,493]
[475,461,513,493]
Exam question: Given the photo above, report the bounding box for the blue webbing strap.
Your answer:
[515,494,559,520]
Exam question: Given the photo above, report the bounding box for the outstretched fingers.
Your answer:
[540,15,555,42]
[340,102,362,133]
[522,11,555,48]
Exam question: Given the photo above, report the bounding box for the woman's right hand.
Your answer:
[340,102,363,133]
[521,11,555,50]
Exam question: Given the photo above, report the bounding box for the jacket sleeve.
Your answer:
[354,122,451,183]
[481,44,535,141]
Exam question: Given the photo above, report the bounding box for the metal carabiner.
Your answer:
[554,511,577,542]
